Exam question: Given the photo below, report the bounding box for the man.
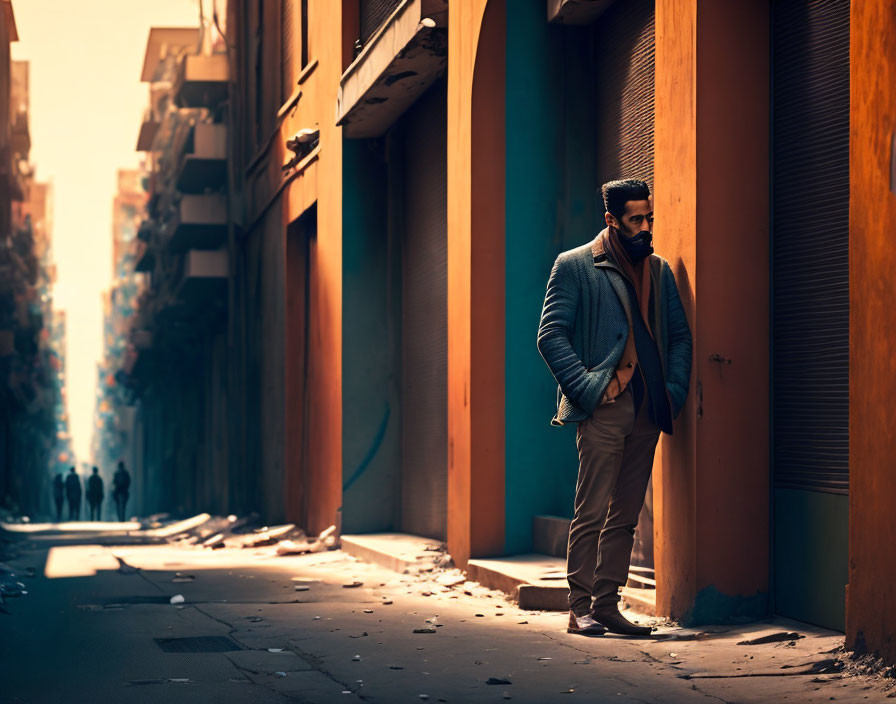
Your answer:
[537,179,692,637]
[52,473,64,523]
[64,466,82,521]
[86,467,104,521]
[112,461,131,522]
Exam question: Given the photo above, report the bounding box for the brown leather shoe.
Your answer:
[567,610,607,636]
[591,606,653,636]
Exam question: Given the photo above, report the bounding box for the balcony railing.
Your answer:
[174,122,227,194]
[173,54,229,109]
[164,194,227,253]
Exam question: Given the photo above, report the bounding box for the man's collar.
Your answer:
[591,228,610,263]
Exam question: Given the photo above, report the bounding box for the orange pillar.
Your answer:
[447,0,506,567]
[847,0,896,662]
[654,0,770,623]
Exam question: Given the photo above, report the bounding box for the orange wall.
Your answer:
[847,0,896,662]
[654,0,698,617]
[233,0,343,531]
[447,0,505,566]
[655,0,770,622]
[282,0,344,534]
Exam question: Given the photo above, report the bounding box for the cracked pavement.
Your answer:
[1,535,893,703]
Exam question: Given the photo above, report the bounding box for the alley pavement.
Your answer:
[1,523,894,704]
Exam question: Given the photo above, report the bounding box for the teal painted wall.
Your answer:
[341,137,402,533]
[504,3,600,554]
[774,488,848,631]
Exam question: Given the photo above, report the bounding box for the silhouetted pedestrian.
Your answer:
[86,467,104,521]
[112,461,130,522]
[52,473,64,522]
[64,467,81,521]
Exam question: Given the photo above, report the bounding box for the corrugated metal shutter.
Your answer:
[594,0,656,574]
[360,0,403,44]
[594,0,655,190]
[281,0,295,103]
[400,79,448,540]
[772,0,849,494]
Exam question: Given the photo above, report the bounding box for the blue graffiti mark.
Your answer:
[343,404,391,493]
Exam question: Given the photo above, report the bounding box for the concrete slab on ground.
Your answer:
[340,532,444,573]
[467,553,656,614]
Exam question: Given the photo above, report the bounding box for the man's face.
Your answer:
[605,198,653,238]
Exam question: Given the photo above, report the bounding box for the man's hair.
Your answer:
[601,179,651,219]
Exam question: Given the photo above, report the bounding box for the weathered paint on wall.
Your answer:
[654,0,769,623]
[504,2,594,554]
[847,0,896,663]
[341,137,402,533]
[229,0,345,531]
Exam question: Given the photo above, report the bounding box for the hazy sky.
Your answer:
[12,0,201,462]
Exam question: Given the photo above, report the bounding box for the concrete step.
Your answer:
[340,532,445,573]
[532,515,570,558]
[467,552,656,615]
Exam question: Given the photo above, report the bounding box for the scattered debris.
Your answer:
[241,524,296,548]
[169,594,185,605]
[737,632,804,646]
[202,533,225,549]
[413,628,437,634]
[487,677,512,685]
[0,580,26,597]
[295,585,310,591]
[171,573,195,583]
[352,655,362,661]
[343,581,363,589]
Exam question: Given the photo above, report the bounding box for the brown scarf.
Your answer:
[600,228,654,339]
[595,228,655,404]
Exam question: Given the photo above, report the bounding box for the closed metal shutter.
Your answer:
[360,0,403,44]
[400,79,448,540]
[772,0,849,494]
[594,0,655,190]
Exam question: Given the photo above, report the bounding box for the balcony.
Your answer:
[173,54,229,108]
[10,113,29,157]
[547,0,614,24]
[336,0,448,138]
[136,116,159,152]
[174,123,227,194]
[165,194,227,253]
[176,249,227,304]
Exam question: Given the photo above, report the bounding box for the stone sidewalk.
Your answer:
[1,534,893,703]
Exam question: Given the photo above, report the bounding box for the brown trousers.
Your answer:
[567,386,660,615]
